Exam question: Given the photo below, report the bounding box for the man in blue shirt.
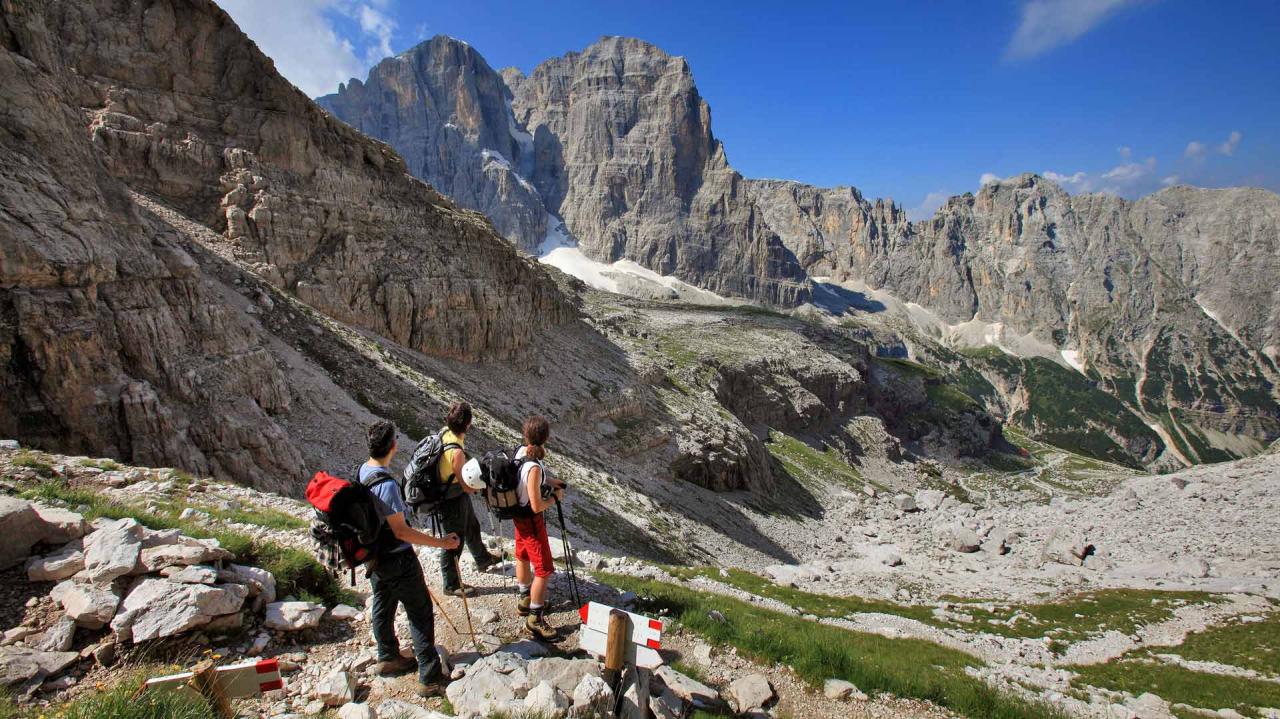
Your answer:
[361,420,459,697]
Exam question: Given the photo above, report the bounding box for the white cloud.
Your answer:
[908,191,952,221]
[979,172,1001,186]
[1160,175,1179,186]
[1043,170,1088,191]
[1006,0,1142,60]
[220,0,398,97]
[1043,157,1156,196]
[1184,140,1207,159]
[356,4,396,64]
[1218,130,1242,156]
[1117,145,1132,159]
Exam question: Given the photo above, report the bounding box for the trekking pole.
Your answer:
[553,499,583,607]
[453,556,480,653]
[424,586,465,637]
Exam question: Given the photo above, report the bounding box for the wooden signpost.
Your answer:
[140,658,283,718]
[578,601,665,718]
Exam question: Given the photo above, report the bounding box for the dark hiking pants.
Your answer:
[438,493,491,590]
[369,549,441,683]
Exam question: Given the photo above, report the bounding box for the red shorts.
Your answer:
[513,514,555,578]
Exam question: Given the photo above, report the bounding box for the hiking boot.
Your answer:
[374,655,415,676]
[525,610,559,642]
[474,553,502,573]
[414,680,444,698]
[517,593,531,616]
[444,584,475,598]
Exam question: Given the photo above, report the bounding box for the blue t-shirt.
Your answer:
[360,462,411,553]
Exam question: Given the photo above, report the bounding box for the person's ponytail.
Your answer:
[522,415,550,461]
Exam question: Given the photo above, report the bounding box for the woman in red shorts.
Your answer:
[513,415,565,641]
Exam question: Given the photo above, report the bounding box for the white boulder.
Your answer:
[83,518,143,584]
[27,543,85,582]
[264,601,325,631]
[0,497,47,569]
[727,673,774,713]
[571,674,614,716]
[51,579,120,629]
[111,577,247,642]
[316,669,355,706]
[523,680,569,717]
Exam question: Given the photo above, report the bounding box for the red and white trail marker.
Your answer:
[578,601,665,669]
[143,658,284,699]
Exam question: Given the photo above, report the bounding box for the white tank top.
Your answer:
[515,446,543,507]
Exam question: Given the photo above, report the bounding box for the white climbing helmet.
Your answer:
[461,457,486,490]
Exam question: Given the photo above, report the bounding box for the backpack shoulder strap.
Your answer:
[357,465,395,490]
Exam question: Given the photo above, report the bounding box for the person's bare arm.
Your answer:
[527,465,548,513]
[387,512,459,549]
[451,448,473,494]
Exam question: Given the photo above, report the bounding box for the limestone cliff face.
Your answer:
[755,174,1280,460]
[0,0,573,487]
[317,37,548,251]
[511,37,811,306]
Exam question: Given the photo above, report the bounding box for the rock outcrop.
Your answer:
[511,37,811,306]
[758,174,1280,462]
[323,31,1279,464]
[0,0,573,487]
[318,36,549,251]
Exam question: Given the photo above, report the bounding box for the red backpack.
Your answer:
[306,469,395,584]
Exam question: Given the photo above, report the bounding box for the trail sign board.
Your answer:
[143,658,284,698]
[578,601,665,669]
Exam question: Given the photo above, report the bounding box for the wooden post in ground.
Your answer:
[603,608,629,689]
[190,659,232,719]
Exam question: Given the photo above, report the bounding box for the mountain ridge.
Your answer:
[317,33,1279,465]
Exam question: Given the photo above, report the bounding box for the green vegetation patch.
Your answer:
[1156,611,1280,677]
[666,566,939,625]
[22,480,356,607]
[13,449,57,478]
[958,589,1219,643]
[599,572,1065,719]
[197,503,309,531]
[763,431,866,491]
[663,567,1221,647]
[56,677,216,719]
[1069,657,1280,717]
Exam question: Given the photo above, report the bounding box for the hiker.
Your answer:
[360,420,461,697]
[435,401,501,596]
[513,415,566,641]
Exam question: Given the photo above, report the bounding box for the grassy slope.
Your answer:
[600,572,1067,719]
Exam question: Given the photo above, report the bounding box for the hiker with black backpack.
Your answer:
[434,401,501,597]
[358,420,460,697]
[512,415,566,641]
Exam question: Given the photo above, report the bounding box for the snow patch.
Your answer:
[479,149,537,194]
[537,216,737,306]
[1060,350,1085,374]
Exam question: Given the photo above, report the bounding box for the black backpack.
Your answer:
[305,467,398,584]
[480,447,534,520]
[402,430,462,511]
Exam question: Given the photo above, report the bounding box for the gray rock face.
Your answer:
[511,37,811,306]
[318,37,548,251]
[759,174,1280,461]
[0,0,572,490]
[0,497,44,569]
[326,31,1278,463]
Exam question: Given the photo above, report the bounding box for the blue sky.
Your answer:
[222,0,1280,219]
